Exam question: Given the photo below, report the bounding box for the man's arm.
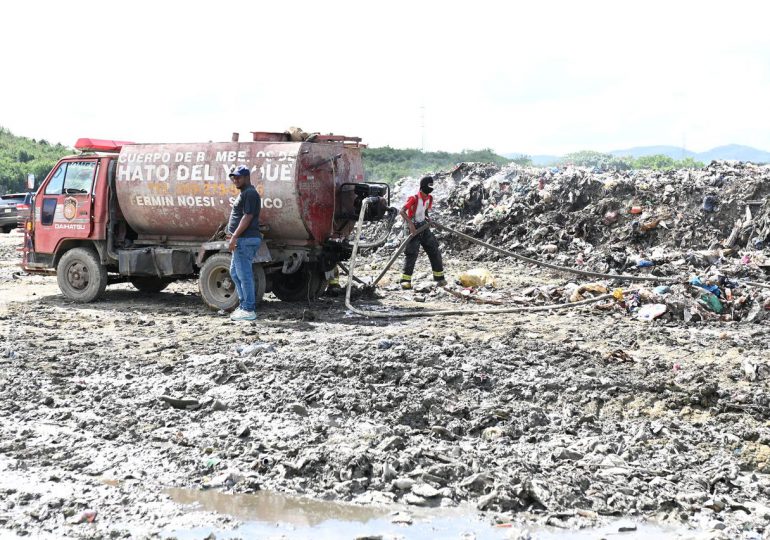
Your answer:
[228,214,254,251]
[400,196,418,235]
[400,207,417,235]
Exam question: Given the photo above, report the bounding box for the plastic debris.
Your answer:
[636,303,668,321]
[457,268,498,288]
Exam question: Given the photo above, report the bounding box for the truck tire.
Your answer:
[199,253,266,311]
[130,276,172,293]
[1,225,12,234]
[56,247,108,303]
[272,265,325,302]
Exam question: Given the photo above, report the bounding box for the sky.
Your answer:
[1,0,769,156]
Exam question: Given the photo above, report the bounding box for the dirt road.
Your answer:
[1,232,769,539]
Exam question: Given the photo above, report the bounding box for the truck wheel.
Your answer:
[199,253,266,311]
[56,247,108,303]
[1,225,12,234]
[130,276,172,293]
[272,265,325,302]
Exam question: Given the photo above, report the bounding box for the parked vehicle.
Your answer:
[0,193,29,233]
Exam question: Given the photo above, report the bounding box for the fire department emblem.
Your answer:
[63,197,78,221]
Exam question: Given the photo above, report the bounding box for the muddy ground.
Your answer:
[1,229,770,540]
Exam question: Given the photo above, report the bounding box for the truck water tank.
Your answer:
[115,141,364,243]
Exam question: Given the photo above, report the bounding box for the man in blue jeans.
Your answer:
[227,165,262,321]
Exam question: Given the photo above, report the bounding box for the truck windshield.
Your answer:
[45,161,96,195]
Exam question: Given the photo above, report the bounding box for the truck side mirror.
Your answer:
[27,173,35,191]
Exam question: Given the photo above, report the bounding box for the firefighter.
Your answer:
[399,175,446,289]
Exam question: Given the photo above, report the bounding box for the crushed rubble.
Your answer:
[0,161,769,538]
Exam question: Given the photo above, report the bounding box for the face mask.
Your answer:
[422,186,433,194]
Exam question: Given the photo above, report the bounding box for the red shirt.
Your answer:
[402,192,433,220]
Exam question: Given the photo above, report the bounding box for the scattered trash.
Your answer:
[690,276,721,296]
[457,268,498,288]
[204,470,244,489]
[71,509,97,524]
[636,303,668,321]
[699,293,723,314]
[238,341,276,356]
[159,395,200,410]
[605,349,635,362]
[569,283,608,302]
[603,211,619,225]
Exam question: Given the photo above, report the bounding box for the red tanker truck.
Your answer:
[20,131,394,310]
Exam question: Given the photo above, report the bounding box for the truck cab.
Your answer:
[23,148,120,266]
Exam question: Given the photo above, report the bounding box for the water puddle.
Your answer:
[164,487,685,539]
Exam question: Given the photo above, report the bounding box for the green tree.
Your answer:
[675,157,704,169]
[0,127,71,193]
[559,151,630,171]
[629,154,704,170]
[362,146,511,184]
[633,154,675,169]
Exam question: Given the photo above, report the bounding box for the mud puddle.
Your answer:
[163,488,683,540]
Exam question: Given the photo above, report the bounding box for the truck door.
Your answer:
[34,159,97,254]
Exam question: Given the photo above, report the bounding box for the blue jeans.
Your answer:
[230,236,261,312]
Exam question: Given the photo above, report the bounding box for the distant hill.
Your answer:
[610,145,696,160]
[529,154,561,166]
[506,144,770,166]
[695,144,770,163]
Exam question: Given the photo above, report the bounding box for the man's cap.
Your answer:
[229,165,251,177]
[419,175,434,189]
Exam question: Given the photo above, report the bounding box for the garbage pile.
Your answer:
[432,160,770,254]
[389,161,770,322]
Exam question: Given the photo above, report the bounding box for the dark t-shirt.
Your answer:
[228,185,261,237]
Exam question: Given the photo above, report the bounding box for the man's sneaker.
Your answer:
[435,278,448,287]
[230,309,257,321]
[400,281,412,290]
